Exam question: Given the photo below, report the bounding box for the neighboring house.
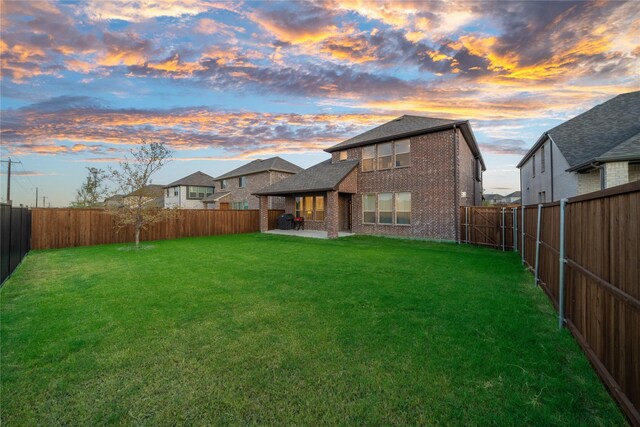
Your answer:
[518,91,640,205]
[123,185,165,208]
[484,191,521,206]
[484,193,503,205]
[208,157,303,210]
[164,171,216,209]
[255,115,485,239]
[104,194,124,208]
[503,191,521,204]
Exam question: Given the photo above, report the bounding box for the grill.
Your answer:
[277,213,295,230]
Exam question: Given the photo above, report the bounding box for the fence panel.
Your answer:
[462,181,640,425]
[460,206,516,250]
[31,208,284,250]
[1,204,31,284]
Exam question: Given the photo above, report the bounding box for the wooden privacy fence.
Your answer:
[1,204,31,284]
[31,208,284,250]
[461,181,640,426]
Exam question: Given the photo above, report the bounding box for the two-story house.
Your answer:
[255,115,485,239]
[518,91,640,205]
[123,184,165,208]
[205,157,303,209]
[163,171,216,209]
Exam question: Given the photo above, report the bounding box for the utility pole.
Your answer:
[42,196,47,207]
[36,187,39,208]
[0,157,23,205]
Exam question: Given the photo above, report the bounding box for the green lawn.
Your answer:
[1,234,624,425]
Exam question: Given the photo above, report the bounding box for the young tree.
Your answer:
[108,141,174,248]
[71,167,109,208]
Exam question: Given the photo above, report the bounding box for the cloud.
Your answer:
[0,170,58,177]
[478,139,530,156]
[81,0,229,22]
[1,97,395,157]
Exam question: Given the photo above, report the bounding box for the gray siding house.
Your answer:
[518,91,640,205]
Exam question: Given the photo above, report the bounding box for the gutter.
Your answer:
[453,125,459,242]
[546,132,555,201]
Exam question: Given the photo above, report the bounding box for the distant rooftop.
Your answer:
[165,171,216,188]
[216,156,303,180]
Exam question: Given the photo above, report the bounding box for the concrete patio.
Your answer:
[264,229,354,239]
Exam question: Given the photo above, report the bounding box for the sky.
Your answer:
[1,0,639,207]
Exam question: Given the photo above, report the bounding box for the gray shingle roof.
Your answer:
[518,91,640,169]
[326,115,458,152]
[202,191,230,202]
[216,156,303,180]
[253,159,358,196]
[165,171,216,188]
[125,184,165,197]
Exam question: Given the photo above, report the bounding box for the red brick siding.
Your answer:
[457,129,482,206]
[214,170,295,210]
[337,168,358,193]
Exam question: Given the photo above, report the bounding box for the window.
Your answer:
[166,188,169,197]
[378,142,393,170]
[532,155,536,177]
[363,194,376,224]
[362,146,376,171]
[395,139,410,167]
[188,186,213,199]
[296,196,324,220]
[396,192,411,225]
[174,187,179,197]
[239,176,247,188]
[231,200,249,210]
[295,197,302,218]
[541,145,545,173]
[339,151,347,161]
[538,191,546,203]
[221,179,228,190]
[315,196,325,221]
[378,193,393,224]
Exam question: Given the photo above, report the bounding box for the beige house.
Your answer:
[518,91,640,204]
[163,171,216,209]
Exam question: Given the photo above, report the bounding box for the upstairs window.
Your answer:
[395,140,410,167]
[362,146,376,171]
[532,155,536,177]
[378,142,393,170]
[188,186,213,199]
[174,187,179,197]
[339,151,347,161]
[541,145,546,173]
[221,179,228,190]
[239,176,247,188]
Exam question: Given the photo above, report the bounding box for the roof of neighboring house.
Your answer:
[517,91,640,170]
[484,193,503,201]
[253,159,359,196]
[125,184,165,198]
[104,194,124,202]
[202,191,231,202]
[324,115,485,168]
[216,156,303,180]
[505,191,521,198]
[165,171,216,188]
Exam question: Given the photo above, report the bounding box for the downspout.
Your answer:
[453,125,459,242]
[546,132,555,201]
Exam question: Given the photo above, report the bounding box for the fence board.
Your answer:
[1,204,31,284]
[31,208,284,250]
[461,180,640,425]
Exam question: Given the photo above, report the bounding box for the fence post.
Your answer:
[534,204,542,286]
[465,207,469,244]
[501,208,505,251]
[513,207,517,252]
[558,199,567,329]
[521,206,525,265]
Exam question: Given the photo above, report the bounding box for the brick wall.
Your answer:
[457,129,482,206]
[345,129,461,240]
[629,163,640,182]
[214,171,294,209]
[605,161,629,188]
[577,169,602,195]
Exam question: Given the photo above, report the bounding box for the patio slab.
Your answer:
[264,229,354,239]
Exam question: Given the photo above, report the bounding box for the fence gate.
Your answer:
[460,206,516,251]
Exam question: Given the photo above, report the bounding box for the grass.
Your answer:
[1,234,625,425]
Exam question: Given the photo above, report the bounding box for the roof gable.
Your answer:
[165,171,216,188]
[253,159,358,195]
[216,156,303,180]
[326,115,457,152]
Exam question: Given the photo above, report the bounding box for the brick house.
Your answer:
[518,91,640,205]
[123,184,165,208]
[205,157,303,209]
[163,171,216,209]
[255,115,485,239]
